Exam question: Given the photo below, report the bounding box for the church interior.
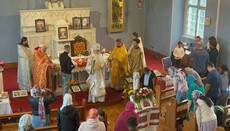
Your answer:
[0,0,230,131]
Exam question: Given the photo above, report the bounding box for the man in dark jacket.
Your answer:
[140,67,156,90]
[59,45,75,96]
[57,93,80,131]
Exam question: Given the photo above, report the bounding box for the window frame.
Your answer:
[183,0,206,38]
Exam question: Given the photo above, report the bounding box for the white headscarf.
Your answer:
[60,93,73,111]
[18,114,33,131]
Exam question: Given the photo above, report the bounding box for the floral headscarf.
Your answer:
[87,108,98,119]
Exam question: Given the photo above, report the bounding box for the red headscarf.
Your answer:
[114,101,139,131]
[87,108,98,119]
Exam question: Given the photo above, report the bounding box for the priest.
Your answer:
[17,37,33,90]
[33,44,55,89]
[85,43,106,103]
[128,38,143,76]
[128,32,146,67]
[108,39,128,90]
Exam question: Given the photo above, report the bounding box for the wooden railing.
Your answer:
[157,97,187,131]
[0,99,86,130]
[155,85,176,112]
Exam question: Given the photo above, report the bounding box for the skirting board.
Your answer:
[4,62,18,69]
[3,48,165,69]
[144,48,166,59]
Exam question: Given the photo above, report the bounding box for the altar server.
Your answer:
[17,37,33,90]
[128,32,146,67]
[108,39,128,90]
[128,38,144,76]
[86,43,106,103]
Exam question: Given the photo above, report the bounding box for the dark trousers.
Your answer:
[198,72,206,78]
[174,59,182,68]
[210,96,220,105]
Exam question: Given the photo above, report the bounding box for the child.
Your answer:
[195,95,217,131]
[208,40,218,67]
[140,67,156,90]
[127,117,138,131]
[173,41,185,68]
[97,108,105,120]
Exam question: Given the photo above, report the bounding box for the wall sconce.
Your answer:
[138,0,142,9]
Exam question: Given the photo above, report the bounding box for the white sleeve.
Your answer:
[195,106,201,130]
[85,58,93,74]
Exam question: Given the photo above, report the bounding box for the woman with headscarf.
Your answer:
[185,67,202,84]
[18,114,34,131]
[195,95,217,131]
[186,75,205,120]
[115,101,139,131]
[168,67,188,102]
[57,93,80,131]
[29,86,57,127]
[78,108,106,131]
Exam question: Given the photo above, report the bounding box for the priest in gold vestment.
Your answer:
[108,39,128,90]
[128,38,143,76]
[33,44,55,89]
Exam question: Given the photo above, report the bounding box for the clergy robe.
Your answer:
[85,54,106,103]
[128,37,146,67]
[17,45,33,90]
[33,48,52,89]
[128,47,143,76]
[109,43,128,90]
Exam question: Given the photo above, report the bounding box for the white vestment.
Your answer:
[86,54,106,103]
[17,45,33,90]
[128,37,146,67]
[133,72,140,91]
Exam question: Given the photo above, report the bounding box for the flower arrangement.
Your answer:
[123,85,134,98]
[68,79,78,87]
[132,87,154,103]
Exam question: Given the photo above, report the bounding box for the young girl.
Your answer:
[195,95,217,131]
[218,65,230,106]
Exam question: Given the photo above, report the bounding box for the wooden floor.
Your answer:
[100,102,125,131]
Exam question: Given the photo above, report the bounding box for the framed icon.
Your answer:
[140,98,153,110]
[124,76,133,84]
[71,85,82,93]
[12,90,28,98]
[35,19,46,32]
[73,17,82,30]
[58,27,68,39]
[81,17,90,29]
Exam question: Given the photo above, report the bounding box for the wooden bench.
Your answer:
[157,97,188,131]
[0,99,87,130]
[183,111,226,131]
[155,85,176,112]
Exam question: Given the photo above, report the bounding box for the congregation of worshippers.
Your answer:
[1,0,230,131]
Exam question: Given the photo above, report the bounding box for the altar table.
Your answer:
[0,93,12,114]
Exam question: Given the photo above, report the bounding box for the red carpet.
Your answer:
[2,52,162,113]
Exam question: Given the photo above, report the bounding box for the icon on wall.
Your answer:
[81,17,90,29]
[72,17,82,30]
[58,27,68,39]
[35,19,46,32]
